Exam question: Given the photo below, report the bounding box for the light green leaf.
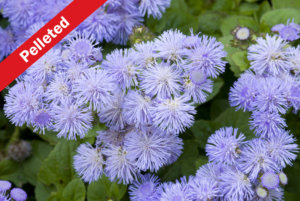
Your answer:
[231,51,250,72]
[272,0,300,9]
[87,176,127,201]
[61,178,86,201]
[38,140,79,191]
[260,8,300,28]
[35,182,56,201]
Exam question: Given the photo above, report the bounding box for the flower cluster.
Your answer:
[4,29,226,184]
[127,127,298,201]
[272,19,300,41]
[0,180,27,201]
[229,34,300,138]
[0,0,171,60]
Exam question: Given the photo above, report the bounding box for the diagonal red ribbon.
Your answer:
[0,0,108,91]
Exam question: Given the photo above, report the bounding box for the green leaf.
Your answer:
[0,159,19,178]
[38,140,79,191]
[87,176,127,201]
[198,12,223,35]
[190,120,222,149]
[260,9,300,28]
[214,107,254,139]
[231,51,250,73]
[22,140,53,185]
[204,78,224,103]
[221,15,259,36]
[239,2,260,16]
[35,182,56,201]
[61,178,86,201]
[272,0,300,9]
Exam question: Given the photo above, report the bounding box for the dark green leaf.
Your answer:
[61,178,86,201]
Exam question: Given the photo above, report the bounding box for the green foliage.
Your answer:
[87,176,127,201]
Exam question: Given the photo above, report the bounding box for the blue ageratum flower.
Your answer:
[113,9,143,45]
[65,32,98,63]
[185,35,227,78]
[102,49,139,89]
[272,19,300,41]
[64,60,89,81]
[73,68,117,112]
[0,180,11,193]
[133,41,157,69]
[0,194,10,201]
[79,8,120,42]
[196,163,223,183]
[32,107,53,134]
[160,178,190,201]
[129,174,162,201]
[287,46,300,74]
[96,129,126,147]
[260,172,280,190]
[182,69,213,104]
[238,139,279,181]
[2,0,38,31]
[25,49,63,83]
[206,127,245,165]
[219,167,254,201]
[252,77,288,114]
[53,101,93,140]
[140,62,182,99]
[154,29,186,62]
[10,188,27,201]
[122,90,153,128]
[73,143,104,183]
[103,144,138,184]
[187,176,220,201]
[98,91,127,131]
[139,0,171,19]
[248,34,291,75]
[124,128,182,171]
[266,131,299,169]
[250,111,286,138]
[4,82,42,127]
[45,73,72,104]
[0,26,15,60]
[229,71,257,112]
[150,96,196,135]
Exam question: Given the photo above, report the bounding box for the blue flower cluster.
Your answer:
[4,29,226,184]
[272,19,300,41]
[0,0,171,60]
[229,34,300,138]
[0,180,27,201]
[127,127,298,201]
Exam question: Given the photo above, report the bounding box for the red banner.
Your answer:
[0,0,108,91]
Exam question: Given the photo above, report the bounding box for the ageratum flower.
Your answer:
[122,90,153,128]
[250,111,287,138]
[96,129,126,147]
[32,107,53,134]
[186,35,227,78]
[150,96,196,134]
[139,0,171,19]
[183,69,213,104]
[266,131,299,169]
[0,181,11,193]
[196,163,223,183]
[229,71,257,112]
[219,167,254,201]
[103,145,138,184]
[133,41,156,69]
[0,26,15,60]
[124,128,177,171]
[129,174,162,201]
[140,62,182,99]
[287,46,300,74]
[4,82,42,127]
[73,143,104,183]
[238,139,279,181]
[0,194,10,201]
[53,101,93,140]
[154,29,186,62]
[98,92,127,131]
[252,77,288,114]
[160,178,190,201]
[102,49,139,89]
[261,172,280,189]
[73,68,117,112]
[248,34,291,75]
[79,8,120,42]
[187,176,220,201]
[272,19,300,41]
[206,127,245,165]
[10,188,27,201]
